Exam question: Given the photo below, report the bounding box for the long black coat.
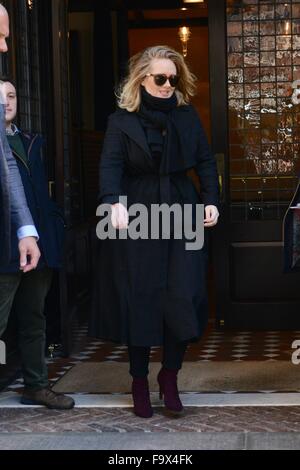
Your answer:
[89,104,219,346]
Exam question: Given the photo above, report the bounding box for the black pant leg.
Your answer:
[13,268,53,389]
[128,345,151,378]
[162,327,188,371]
[0,272,22,338]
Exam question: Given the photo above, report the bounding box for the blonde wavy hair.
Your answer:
[117,45,197,112]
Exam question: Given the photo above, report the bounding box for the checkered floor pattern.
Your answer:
[5,321,300,393]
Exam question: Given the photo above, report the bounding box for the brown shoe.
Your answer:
[21,387,75,410]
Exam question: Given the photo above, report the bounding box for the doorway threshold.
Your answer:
[2,391,300,408]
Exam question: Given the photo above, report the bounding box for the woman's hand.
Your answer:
[111,203,129,229]
[204,205,219,227]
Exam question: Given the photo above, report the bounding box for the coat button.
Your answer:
[162,129,167,136]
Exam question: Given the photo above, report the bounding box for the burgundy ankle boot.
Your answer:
[131,377,153,418]
[157,367,183,415]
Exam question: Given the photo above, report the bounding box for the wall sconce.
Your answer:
[284,20,291,34]
[27,0,33,10]
[178,26,191,57]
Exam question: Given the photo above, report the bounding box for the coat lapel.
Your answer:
[18,133,32,159]
[115,111,152,158]
[114,105,191,161]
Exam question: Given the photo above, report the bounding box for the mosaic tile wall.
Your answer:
[227,0,300,220]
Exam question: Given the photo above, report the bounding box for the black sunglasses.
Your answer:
[145,73,180,87]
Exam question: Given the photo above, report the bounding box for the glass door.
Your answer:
[210,0,300,329]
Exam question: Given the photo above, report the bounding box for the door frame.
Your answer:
[208,0,230,329]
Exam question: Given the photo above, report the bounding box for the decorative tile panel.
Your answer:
[227,0,300,220]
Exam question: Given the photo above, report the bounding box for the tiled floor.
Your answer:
[4,321,300,393]
[2,322,300,441]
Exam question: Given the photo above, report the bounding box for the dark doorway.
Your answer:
[67,0,217,333]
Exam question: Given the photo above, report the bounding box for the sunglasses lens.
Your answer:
[169,75,179,87]
[153,74,179,87]
[154,75,167,86]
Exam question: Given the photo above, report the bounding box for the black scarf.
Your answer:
[138,86,183,168]
[138,87,184,203]
[139,85,177,116]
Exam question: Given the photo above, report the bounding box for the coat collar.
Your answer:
[114,110,152,157]
[18,131,42,157]
[113,105,190,158]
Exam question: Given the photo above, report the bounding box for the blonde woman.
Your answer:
[90,46,219,418]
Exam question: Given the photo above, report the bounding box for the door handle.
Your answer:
[215,153,225,203]
[48,181,55,198]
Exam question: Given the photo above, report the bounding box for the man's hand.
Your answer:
[18,237,41,273]
[204,205,219,227]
